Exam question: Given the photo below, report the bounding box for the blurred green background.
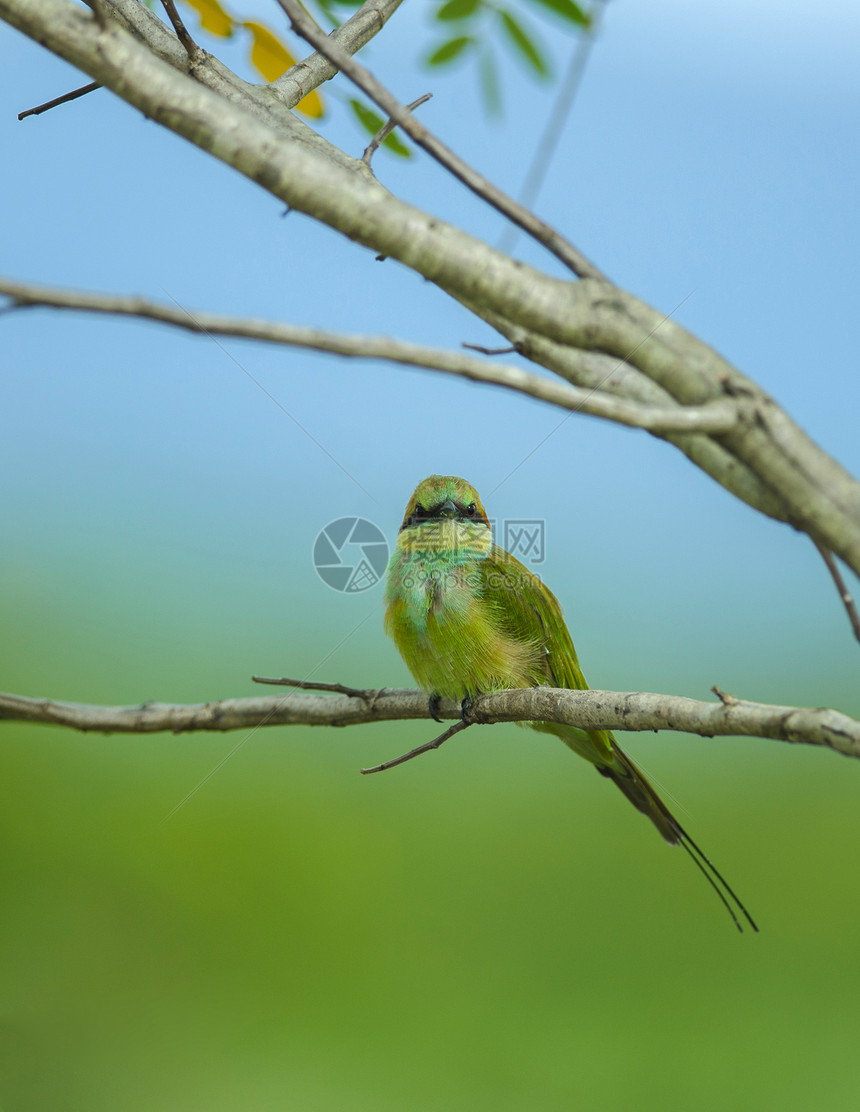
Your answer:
[2,537,858,1110]
[3,0,860,1108]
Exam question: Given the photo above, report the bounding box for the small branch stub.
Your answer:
[711,686,740,707]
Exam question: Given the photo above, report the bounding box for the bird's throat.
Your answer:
[397,518,492,564]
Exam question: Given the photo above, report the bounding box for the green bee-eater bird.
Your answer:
[384,475,757,932]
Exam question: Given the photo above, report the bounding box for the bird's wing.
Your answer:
[479,545,591,692]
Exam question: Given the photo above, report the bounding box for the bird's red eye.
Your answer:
[466,503,476,516]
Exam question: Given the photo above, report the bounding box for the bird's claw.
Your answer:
[460,695,477,725]
[427,693,478,725]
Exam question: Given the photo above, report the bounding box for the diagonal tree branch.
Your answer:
[0,278,741,435]
[1,0,578,340]
[101,0,404,114]
[1,686,858,759]
[274,0,405,107]
[94,0,382,171]
[460,300,795,523]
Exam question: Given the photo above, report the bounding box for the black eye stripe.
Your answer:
[401,504,490,530]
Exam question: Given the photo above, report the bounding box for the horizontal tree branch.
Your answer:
[1,686,857,759]
[0,278,741,435]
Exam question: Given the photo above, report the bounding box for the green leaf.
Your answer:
[314,0,362,18]
[499,11,547,77]
[382,131,411,158]
[425,35,473,66]
[436,0,480,19]
[527,0,590,28]
[312,0,361,28]
[349,98,385,136]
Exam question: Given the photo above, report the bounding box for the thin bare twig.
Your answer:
[362,92,431,166]
[361,719,471,774]
[463,342,517,356]
[18,80,101,120]
[813,540,860,644]
[275,0,603,280]
[252,674,372,698]
[160,0,199,59]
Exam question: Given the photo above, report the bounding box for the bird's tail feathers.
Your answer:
[598,742,680,845]
[546,723,758,933]
[600,739,758,933]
